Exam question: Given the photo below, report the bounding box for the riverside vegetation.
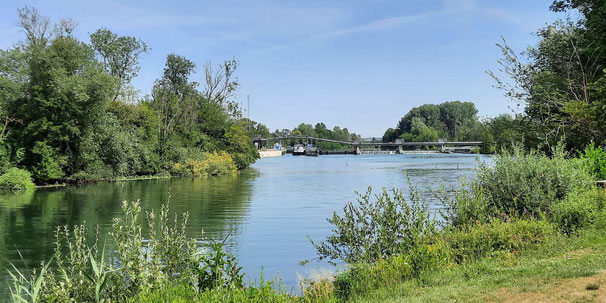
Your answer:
[0,8,261,189]
[9,144,606,302]
[7,0,606,302]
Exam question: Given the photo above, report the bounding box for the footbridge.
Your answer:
[253,136,482,154]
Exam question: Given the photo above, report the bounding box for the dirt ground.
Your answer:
[499,270,606,303]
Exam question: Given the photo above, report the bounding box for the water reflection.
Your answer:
[0,172,257,294]
[0,154,487,296]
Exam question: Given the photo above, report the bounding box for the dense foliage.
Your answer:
[581,142,606,179]
[305,147,606,301]
[0,8,258,184]
[382,101,485,143]
[442,146,592,226]
[0,167,35,190]
[487,0,606,152]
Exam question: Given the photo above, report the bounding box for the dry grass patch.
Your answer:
[498,270,606,303]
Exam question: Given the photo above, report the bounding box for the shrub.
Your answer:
[443,145,593,225]
[440,183,492,227]
[0,167,35,190]
[476,146,592,217]
[444,219,556,263]
[581,142,606,180]
[310,186,436,263]
[551,189,606,234]
[171,151,237,177]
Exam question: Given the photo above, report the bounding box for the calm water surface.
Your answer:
[0,154,487,295]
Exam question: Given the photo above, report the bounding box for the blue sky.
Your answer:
[0,0,571,137]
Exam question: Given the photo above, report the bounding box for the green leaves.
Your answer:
[311,186,436,264]
[581,142,606,180]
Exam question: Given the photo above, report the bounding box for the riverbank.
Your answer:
[353,226,606,303]
[5,150,606,302]
[259,149,284,158]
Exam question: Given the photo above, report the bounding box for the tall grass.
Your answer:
[7,198,247,302]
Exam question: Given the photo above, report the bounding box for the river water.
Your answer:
[0,153,487,295]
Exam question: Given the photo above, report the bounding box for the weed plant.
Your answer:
[8,199,245,302]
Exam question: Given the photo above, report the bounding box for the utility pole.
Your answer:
[247,95,251,131]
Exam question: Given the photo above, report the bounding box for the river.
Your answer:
[0,153,487,295]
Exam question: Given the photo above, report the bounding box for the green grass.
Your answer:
[350,228,606,303]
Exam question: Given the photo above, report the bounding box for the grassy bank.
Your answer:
[352,226,606,303]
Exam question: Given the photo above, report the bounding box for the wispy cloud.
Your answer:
[246,7,450,56]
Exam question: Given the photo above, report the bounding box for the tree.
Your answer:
[202,59,239,117]
[396,104,441,135]
[387,101,480,142]
[314,122,329,138]
[16,7,52,48]
[382,128,398,143]
[150,54,198,159]
[6,24,116,181]
[223,124,259,169]
[90,28,148,101]
[488,3,606,151]
[438,101,478,140]
[0,8,260,182]
[293,123,315,137]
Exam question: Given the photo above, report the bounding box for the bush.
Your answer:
[310,186,436,263]
[171,151,237,177]
[444,219,556,263]
[0,167,35,190]
[551,189,606,234]
[440,183,492,227]
[443,145,593,225]
[581,142,606,180]
[477,146,592,216]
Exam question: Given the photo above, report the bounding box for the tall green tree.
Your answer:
[150,54,198,159]
[90,28,148,101]
[5,8,116,181]
[388,101,480,142]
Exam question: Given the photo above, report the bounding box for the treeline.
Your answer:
[0,8,258,184]
[272,122,363,149]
